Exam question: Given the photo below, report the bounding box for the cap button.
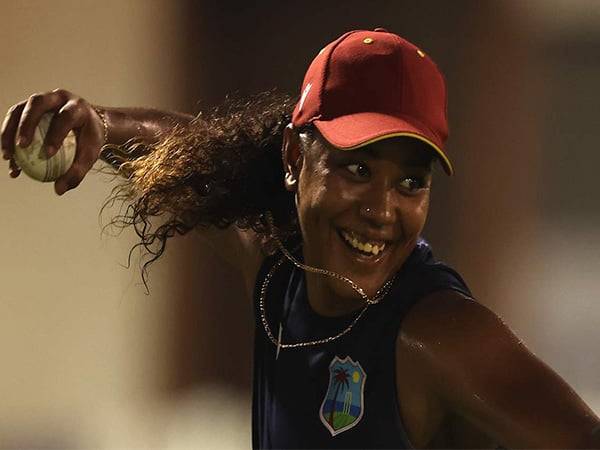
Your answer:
[374,27,389,32]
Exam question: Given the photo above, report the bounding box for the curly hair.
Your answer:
[98,91,304,293]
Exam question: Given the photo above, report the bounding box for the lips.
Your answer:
[335,228,392,262]
[319,227,399,300]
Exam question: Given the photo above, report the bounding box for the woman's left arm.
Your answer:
[402,290,600,449]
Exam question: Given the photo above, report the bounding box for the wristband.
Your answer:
[91,105,109,147]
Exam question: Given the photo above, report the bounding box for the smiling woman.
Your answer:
[71,28,600,450]
[3,27,599,450]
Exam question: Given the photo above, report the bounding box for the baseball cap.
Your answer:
[292,28,453,175]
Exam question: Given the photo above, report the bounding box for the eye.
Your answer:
[345,163,370,179]
[398,177,426,192]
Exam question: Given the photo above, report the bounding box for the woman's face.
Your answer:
[285,128,434,303]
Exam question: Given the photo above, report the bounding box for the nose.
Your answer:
[358,183,397,227]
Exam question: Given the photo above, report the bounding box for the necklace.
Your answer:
[260,212,397,354]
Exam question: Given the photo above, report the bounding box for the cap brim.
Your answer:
[313,112,453,175]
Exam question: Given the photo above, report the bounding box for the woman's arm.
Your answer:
[97,106,194,147]
[397,290,600,448]
[1,89,194,193]
[3,89,269,300]
[95,106,194,171]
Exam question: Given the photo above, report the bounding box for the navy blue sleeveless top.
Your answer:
[252,238,472,449]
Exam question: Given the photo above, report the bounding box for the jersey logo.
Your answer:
[319,355,366,436]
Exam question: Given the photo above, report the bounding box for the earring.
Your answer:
[285,172,297,187]
[360,206,372,216]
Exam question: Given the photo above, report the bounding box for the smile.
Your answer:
[338,229,387,257]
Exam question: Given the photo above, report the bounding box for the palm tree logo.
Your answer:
[319,356,366,436]
[327,367,350,427]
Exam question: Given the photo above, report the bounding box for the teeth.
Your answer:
[341,230,386,256]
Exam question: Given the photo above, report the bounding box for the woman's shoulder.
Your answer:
[394,238,473,304]
[398,288,482,348]
[394,262,489,402]
[395,286,515,417]
[397,238,482,344]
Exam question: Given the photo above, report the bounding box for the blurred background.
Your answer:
[1,1,599,448]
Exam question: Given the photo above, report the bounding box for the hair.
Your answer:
[98,91,306,293]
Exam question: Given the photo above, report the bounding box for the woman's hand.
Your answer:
[1,88,105,195]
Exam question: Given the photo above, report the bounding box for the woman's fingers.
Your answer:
[53,111,103,195]
[8,157,21,178]
[53,147,95,195]
[1,101,26,159]
[2,89,69,161]
[2,104,24,178]
[16,90,67,148]
[54,161,85,195]
[44,98,87,158]
[3,89,105,189]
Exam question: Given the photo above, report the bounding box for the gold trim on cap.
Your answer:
[338,132,454,175]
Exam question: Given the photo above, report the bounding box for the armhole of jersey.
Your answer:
[412,263,474,304]
[432,263,474,300]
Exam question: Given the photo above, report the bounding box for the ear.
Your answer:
[282,123,304,192]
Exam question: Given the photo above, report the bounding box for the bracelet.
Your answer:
[91,105,117,170]
[91,105,109,147]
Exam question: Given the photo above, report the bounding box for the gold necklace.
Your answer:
[260,212,397,355]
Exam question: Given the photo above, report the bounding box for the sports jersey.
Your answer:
[252,238,472,449]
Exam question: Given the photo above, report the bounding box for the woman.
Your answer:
[2,28,599,449]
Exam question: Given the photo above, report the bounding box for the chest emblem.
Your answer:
[319,355,366,436]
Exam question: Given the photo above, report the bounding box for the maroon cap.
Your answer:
[292,28,453,175]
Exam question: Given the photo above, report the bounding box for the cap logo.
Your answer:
[298,82,312,113]
[363,37,374,44]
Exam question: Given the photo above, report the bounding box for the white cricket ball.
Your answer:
[13,112,76,182]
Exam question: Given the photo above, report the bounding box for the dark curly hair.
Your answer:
[98,91,306,293]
